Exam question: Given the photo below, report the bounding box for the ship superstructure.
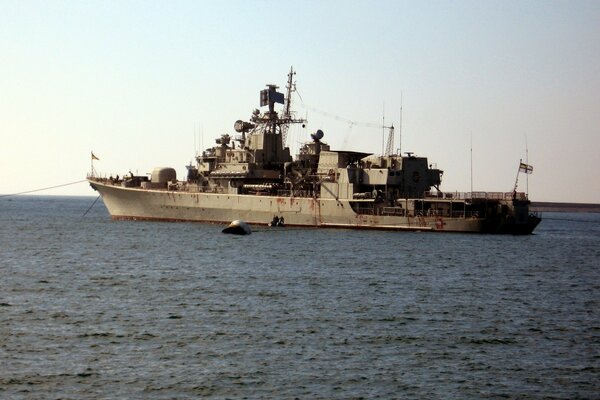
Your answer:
[89,69,541,234]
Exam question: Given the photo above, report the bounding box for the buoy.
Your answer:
[222,220,252,235]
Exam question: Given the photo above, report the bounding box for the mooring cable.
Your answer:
[82,195,101,218]
[0,180,88,198]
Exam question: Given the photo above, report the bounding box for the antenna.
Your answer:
[280,66,306,147]
[381,102,385,156]
[200,121,204,154]
[282,66,295,146]
[470,132,473,195]
[398,92,403,155]
[298,104,391,129]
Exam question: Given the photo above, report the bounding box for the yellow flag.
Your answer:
[91,152,99,161]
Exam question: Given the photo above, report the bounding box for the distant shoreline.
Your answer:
[531,202,600,213]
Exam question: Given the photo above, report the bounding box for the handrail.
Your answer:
[424,191,527,201]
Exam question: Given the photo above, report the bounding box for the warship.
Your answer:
[88,69,541,234]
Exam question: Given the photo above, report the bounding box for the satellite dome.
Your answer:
[311,129,324,141]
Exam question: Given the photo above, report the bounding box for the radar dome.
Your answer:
[311,129,324,142]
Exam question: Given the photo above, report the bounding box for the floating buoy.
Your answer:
[222,220,251,235]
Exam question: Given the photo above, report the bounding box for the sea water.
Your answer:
[1,196,598,399]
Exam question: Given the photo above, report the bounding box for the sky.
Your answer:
[1,0,599,203]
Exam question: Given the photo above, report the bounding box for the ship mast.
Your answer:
[384,125,395,156]
[254,70,307,164]
[281,66,305,147]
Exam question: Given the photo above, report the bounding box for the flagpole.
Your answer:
[525,136,529,199]
[513,158,521,196]
[90,152,99,177]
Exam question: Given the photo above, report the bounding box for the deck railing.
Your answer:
[90,175,529,203]
[425,191,527,201]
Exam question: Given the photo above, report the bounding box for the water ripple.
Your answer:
[1,199,598,399]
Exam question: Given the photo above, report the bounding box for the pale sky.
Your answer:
[1,0,599,203]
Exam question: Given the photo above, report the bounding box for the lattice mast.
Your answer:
[281,66,305,146]
[384,125,396,156]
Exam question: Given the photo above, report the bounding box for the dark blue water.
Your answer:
[1,196,599,399]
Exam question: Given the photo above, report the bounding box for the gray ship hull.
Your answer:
[90,180,492,233]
